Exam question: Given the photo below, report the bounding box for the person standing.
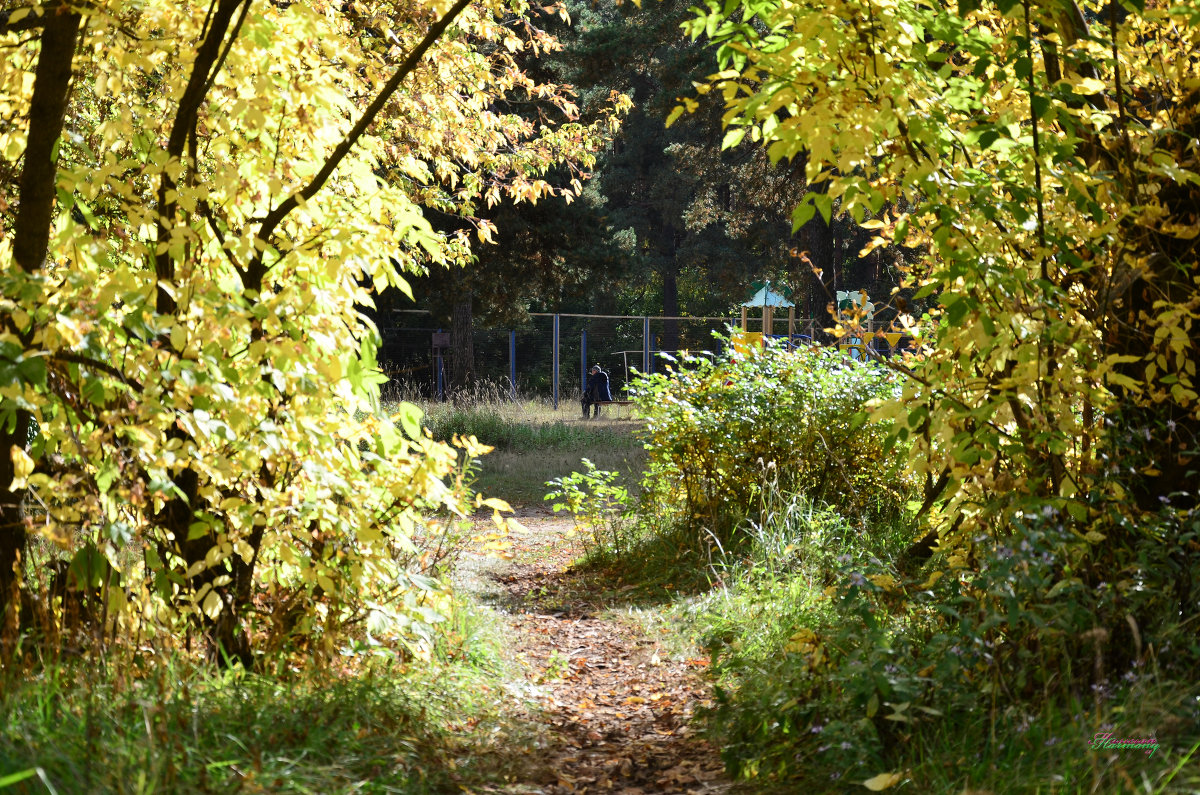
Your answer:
[582,364,611,418]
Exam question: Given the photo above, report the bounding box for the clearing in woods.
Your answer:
[457,508,732,795]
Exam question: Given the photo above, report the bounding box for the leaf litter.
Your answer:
[457,510,732,794]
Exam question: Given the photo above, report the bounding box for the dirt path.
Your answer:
[458,511,732,794]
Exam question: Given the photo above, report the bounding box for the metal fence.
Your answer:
[379,310,857,405]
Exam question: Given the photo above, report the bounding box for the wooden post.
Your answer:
[741,305,748,331]
[788,306,795,349]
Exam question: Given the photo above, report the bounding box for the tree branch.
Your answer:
[243,0,474,291]
[50,352,144,392]
[155,0,250,314]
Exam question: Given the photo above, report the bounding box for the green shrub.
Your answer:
[632,341,915,544]
[545,459,638,556]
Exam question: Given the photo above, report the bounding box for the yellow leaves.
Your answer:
[1067,76,1108,96]
[316,355,343,382]
[8,445,34,491]
[235,539,256,565]
[454,433,493,458]
[4,6,32,25]
[475,495,512,512]
[201,589,224,620]
[420,0,459,17]
[0,0,617,661]
[783,627,825,668]
[861,771,904,790]
[868,573,900,593]
[784,627,818,652]
[666,98,699,128]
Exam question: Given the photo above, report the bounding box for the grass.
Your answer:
[0,586,549,794]
[418,398,639,452]
[16,388,1195,795]
[475,446,646,506]
[905,686,1200,794]
[0,391,647,795]
[383,392,646,507]
[398,389,1200,795]
[0,652,533,794]
[644,494,1200,794]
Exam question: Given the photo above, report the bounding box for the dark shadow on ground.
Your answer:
[484,536,727,618]
[469,521,734,795]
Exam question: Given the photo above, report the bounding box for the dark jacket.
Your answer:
[585,369,612,402]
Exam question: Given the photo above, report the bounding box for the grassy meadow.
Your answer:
[398,386,646,506]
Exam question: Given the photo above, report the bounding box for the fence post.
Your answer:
[642,316,649,374]
[581,327,587,392]
[509,330,516,399]
[552,313,560,410]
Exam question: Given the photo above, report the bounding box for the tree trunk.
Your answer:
[451,291,474,390]
[2,8,83,654]
[0,413,32,650]
[662,260,680,353]
[659,221,680,353]
[13,9,82,273]
[801,197,834,340]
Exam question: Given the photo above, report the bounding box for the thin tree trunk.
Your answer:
[451,291,474,390]
[659,221,680,353]
[802,195,834,340]
[12,10,82,274]
[662,261,680,353]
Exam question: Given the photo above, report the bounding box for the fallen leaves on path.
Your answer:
[463,512,731,794]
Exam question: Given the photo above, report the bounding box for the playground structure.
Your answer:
[735,282,797,353]
[833,290,906,360]
[734,282,909,360]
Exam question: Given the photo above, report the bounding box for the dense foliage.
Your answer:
[633,341,915,541]
[0,0,620,664]
[683,0,1200,673]
[630,0,1200,786]
[682,489,1199,790]
[594,336,1200,788]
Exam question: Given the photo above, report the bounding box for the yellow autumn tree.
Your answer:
[683,0,1199,645]
[0,0,626,664]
